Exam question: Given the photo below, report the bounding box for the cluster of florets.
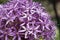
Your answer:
[0,0,56,40]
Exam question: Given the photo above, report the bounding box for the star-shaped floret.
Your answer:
[20,11,34,21]
[18,21,41,39]
[6,27,21,40]
[12,35,21,40]
[19,6,40,21]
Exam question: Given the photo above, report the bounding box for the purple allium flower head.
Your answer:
[0,0,56,40]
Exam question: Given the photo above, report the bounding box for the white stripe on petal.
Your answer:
[6,21,9,25]
[20,23,25,26]
[22,26,26,30]
[45,24,50,30]
[34,25,40,30]
[1,17,7,19]
[36,30,41,33]
[18,30,26,32]
[0,30,3,33]
[14,2,18,8]
[29,31,33,34]
[8,10,13,15]
[18,35,21,40]
[25,32,28,39]
[8,32,16,36]
[12,36,16,40]
[28,17,30,21]
[39,19,43,22]
[42,26,45,30]
[27,23,30,29]
[5,35,8,40]
[34,33,37,39]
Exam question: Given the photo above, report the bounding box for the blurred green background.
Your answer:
[0,0,60,40]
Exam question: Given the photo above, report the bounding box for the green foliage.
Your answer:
[33,0,47,2]
[0,0,8,4]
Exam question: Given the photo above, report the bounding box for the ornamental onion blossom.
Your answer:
[0,0,56,40]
